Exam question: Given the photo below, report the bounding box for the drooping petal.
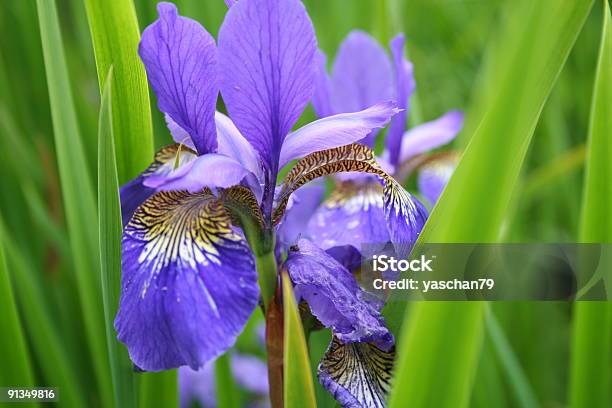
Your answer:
[218,0,317,173]
[224,0,238,7]
[383,179,429,258]
[144,153,251,193]
[386,34,416,166]
[120,144,198,226]
[285,239,393,348]
[331,31,393,146]
[276,181,324,247]
[116,190,259,371]
[278,101,400,169]
[215,111,263,182]
[307,181,390,250]
[418,153,459,206]
[139,3,218,154]
[398,110,464,163]
[318,336,395,408]
[312,50,334,118]
[273,144,427,258]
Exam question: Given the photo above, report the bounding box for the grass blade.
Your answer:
[214,353,242,408]
[139,371,178,408]
[386,1,593,407]
[36,0,111,404]
[0,218,86,408]
[485,310,539,408]
[388,302,484,408]
[98,67,137,408]
[570,2,612,407]
[282,272,316,408]
[84,0,154,183]
[0,233,35,399]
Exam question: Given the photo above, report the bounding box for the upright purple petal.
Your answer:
[224,0,238,7]
[398,110,464,162]
[312,50,333,118]
[139,3,218,154]
[165,114,197,151]
[285,239,393,348]
[277,182,325,247]
[386,34,416,166]
[218,0,317,173]
[278,101,400,169]
[144,153,251,193]
[307,181,390,250]
[116,191,259,371]
[418,153,458,206]
[215,112,264,182]
[331,31,393,146]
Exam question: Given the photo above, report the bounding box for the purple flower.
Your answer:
[306,31,465,255]
[284,239,396,407]
[116,0,400,373]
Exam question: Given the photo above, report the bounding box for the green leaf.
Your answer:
[0,233,35,401]
[36,0,113,405]
[388,302,484,408]
[98,67,137,408]
[570,2,612,407]
[214,353,242,408]
[0,218,86,408]
[139,371,178,408]
[485,309,539,408]
[282,271,317,408]
[386,1,593,407]
[84,0,154,183]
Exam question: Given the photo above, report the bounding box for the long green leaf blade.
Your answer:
[0,233,35,402]
[36,0,111,404]
[570,2,612,407]
[282,272,316,408]
[84,0,154,183]
[214,353,242,408]
[387,1,594,407]
[0,219,86,408]
[98,67,137,408]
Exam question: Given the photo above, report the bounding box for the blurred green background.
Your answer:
[0,0,610,407]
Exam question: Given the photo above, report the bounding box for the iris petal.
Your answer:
[120,144,197,226]
[285,239,393,347]
[115,190,259,371]
[218,0,317,173]
[139,3,218,154]
[418,153,459,206]
[398,110,464,162]
[307,181,390,250]
[312,50,334,118]
[318,336,395,408]
[278,101,400,169]
[386,34,416,166]
[330,31,394,146]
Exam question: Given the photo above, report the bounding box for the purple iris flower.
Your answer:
[303,31,464,253]
[116,0,404,373]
